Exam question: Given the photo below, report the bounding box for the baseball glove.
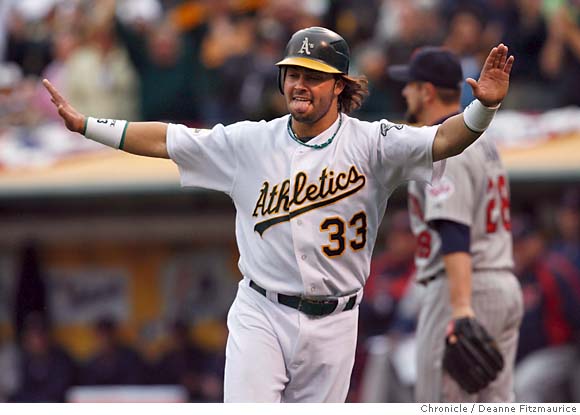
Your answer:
[442,317,504,394]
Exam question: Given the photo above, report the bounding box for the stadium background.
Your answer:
[0,0,579,403]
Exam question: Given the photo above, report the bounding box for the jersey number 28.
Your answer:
[486,174,511,233]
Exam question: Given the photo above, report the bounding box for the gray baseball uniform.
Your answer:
[408,135,523,402]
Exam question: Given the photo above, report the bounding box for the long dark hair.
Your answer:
[338,74,370,114]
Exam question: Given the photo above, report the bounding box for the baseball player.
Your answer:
[44,27,513,402]
[388,47,523,402]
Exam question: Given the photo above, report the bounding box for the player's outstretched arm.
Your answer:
[432,44,514,161]
[43,79,170,158]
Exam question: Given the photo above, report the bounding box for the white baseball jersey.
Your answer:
[408,134,514,283]
[167,113,438,296]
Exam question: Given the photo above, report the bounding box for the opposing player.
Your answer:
[44,27,513,402]
[388,47,523,402]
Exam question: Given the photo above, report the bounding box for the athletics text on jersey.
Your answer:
[252,165,366,235]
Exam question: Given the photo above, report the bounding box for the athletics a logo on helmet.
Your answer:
[298,37,314,55]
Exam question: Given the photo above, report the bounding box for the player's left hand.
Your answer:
[443,317,504,394]
[466,44,514,108]
[451,305,475,320]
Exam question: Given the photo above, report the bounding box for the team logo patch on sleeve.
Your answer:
[380,122,404,137]
[192,128,211,135]
[427,176,455,202]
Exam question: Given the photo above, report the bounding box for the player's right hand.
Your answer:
[42,79,86,134]
[466,44,513,108]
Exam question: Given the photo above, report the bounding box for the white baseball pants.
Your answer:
[224,279,359,402]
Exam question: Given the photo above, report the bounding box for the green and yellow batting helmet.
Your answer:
[276,27,350,93]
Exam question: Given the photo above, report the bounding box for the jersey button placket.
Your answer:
[290,146,314,295]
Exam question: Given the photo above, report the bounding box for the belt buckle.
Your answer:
[301,296,329,306]
[304,296,336,309]
[296,296,325,312]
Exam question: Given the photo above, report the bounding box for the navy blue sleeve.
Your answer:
[431,219,470,254]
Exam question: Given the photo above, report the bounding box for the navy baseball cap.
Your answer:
[388,47,463,90]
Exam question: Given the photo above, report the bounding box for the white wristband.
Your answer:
[83,117,129,149]
[462,99,499,133]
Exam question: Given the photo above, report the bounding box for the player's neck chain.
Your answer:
[287,113,342,150]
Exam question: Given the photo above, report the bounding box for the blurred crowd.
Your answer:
[2,0,580,130]
[0,311,225,403]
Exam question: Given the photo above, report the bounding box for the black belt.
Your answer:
[249,280,357,316]
[418,275,438,286]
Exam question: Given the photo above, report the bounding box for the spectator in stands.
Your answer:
[80,317,147,386]
[0,333,19,402]
[513,215,580,402]
[200,11,264,123]
[549,188,580,270]
[501,0,557,110]
[0,0,11,60]
[353,43,392,121]
[324,0,380,46]
[541,1,580,107]
[107,0,211,123]
[234,24,287,122]
[0,62,36,127]
[442,4,487,108]
[359,210,418,339]
[4,1,55,77]
[381,1,442,118]
[35,28,80,121]
[152,319,223,402]
[10,312,76,402]
[513,216,563,361]
[64,7,138,121]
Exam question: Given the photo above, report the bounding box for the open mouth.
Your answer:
[292,97,311,112]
